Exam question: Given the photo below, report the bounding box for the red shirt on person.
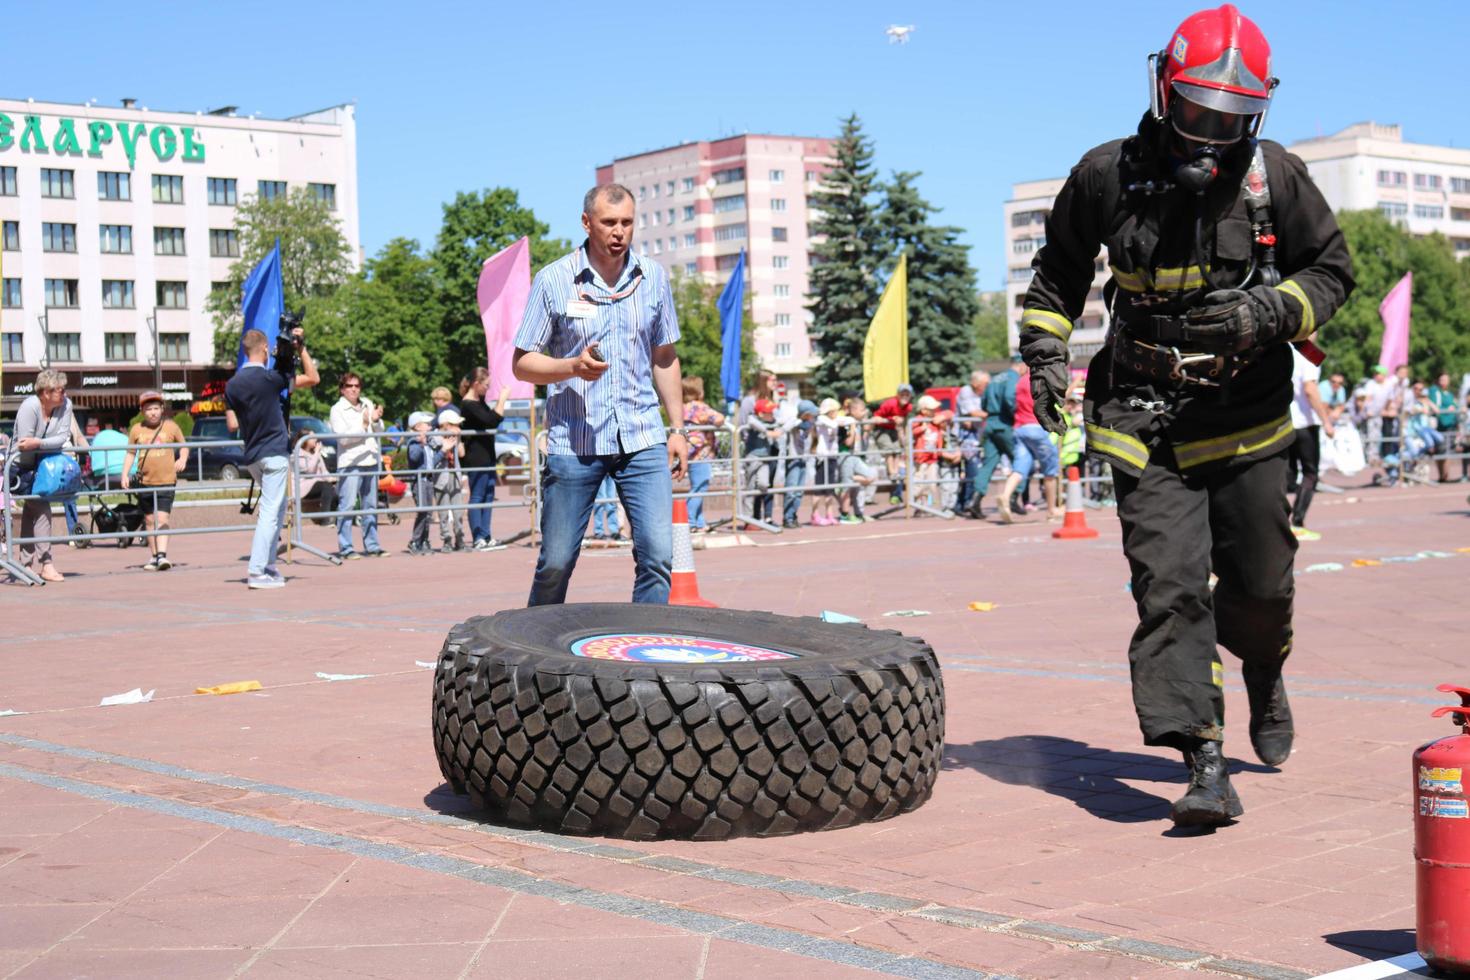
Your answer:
[874,396,914,430]
[1013,378,1038,427]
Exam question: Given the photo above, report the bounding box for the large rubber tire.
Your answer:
[432,604,945,840]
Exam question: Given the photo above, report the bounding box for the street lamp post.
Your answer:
[146,307,161,391]
[37,313,49,369]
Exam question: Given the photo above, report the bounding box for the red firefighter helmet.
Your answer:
[1150,4,1278,144]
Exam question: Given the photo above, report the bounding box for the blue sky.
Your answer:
[8,0,1467,289]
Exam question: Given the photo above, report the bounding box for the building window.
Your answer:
[771,198,787,212]
[773,284,790,298]
[805,170,820,183]
[774,313,791,326]
[1414,173,1443,190]
[156,281,188,309]
[41,168,74,198]
[1012,238,1039,254]
[2,220,18,251]
[99,224,133,254]
[714,224,747,242]
[258,180,287,201]
[98,171,131,201]
[681,178,695,193]
[47,332,82,362]
[207,177,238,206]
[715,254,742,271]
[1378,201,1409,220]
[667,208,675,224]
[652,211,661,226]
[209,229,240,257]
[638,186,647,200]
[154,227,187,256]
[713,194,746,213]
[2,279,20,309]
[772,255,789,269]
[45,279,79,308]
[771,227,788,242]
[152,174,184,204]
[0,166,16,196]
[42,222,77,253]
[769,169,785,184]
[1008,267,1035,282]
[105,332,137,361]
[655,239,665,254]
[662,181,671,196]
[682,205,695,221]
[101,280,135,309]
[2,332,20,361]
[158,332,191,362]
[1453,208,1470,222]
[1011,208,1048,227]
[638,213,647,230]
[713,167,745,185]
[652,183,661,199]
[1451,178,1470,195]
[1377,170,1406,187]
[684,262,697,274]
[774,342,792,358]
[683,233,696,247]
[1413,203,1445,220]
[309,182,337,209]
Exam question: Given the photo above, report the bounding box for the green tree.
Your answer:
[808,114,884,395]
[431,188,570,377]
[669,269,756,409]
[972,291,1010,361]
[290,238,446,422]
[878,171,980,389]
[208,187,353,362]
[1321,210,1470,382]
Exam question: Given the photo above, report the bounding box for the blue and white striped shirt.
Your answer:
[514,244,681,456]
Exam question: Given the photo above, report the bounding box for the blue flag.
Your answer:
[236,239,285,370]
[717,249,746,406]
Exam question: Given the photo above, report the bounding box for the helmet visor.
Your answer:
[1169,94,1248,145]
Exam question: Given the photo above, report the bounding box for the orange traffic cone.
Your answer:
[669,498,716,607]
[1052,466,1099,540]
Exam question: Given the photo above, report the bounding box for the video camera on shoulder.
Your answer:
[275,310,304,374]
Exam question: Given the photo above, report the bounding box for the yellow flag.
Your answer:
[863,254,908,402]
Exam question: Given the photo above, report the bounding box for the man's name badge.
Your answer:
[565,300,597,319]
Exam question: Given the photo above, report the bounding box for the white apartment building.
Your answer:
[596,135,834,377]
[1,97,359,420]
[1289,121,1470,259]
[1002,122,1470,360]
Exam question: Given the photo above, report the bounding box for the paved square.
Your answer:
[3,477,1466,978]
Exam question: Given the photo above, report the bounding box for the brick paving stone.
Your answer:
[66,895,312,950]
[464,935,707,979]
[8,947,255,978]
[0,902,109,951]
[274,889,513,947]
[246,942,481,979]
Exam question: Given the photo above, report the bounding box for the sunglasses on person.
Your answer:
[342,383,361,390]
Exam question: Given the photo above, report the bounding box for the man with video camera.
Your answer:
[226,316,319,590]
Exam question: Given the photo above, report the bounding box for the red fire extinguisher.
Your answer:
[1415,683,1470,973]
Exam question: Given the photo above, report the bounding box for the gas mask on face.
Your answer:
[1174,145,1221,193]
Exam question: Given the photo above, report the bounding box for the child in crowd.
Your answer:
[591,474,622,541]
[121,391,189,571]
[742,399,779,526]
[909,395,950,511]
[839,398,880,522]
[681,377,726,531]
[404,412,438,555]
[433,409,468,551]
[782,400,817,529]
[810,398,844,526]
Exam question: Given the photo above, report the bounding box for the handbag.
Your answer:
[31,453,83,499]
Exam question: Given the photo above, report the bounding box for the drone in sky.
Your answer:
[885,24,915,44]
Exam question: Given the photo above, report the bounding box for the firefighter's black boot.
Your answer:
[1244,665,1294,766]
[1171,739,1244,827]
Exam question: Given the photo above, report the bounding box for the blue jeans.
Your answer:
[64,497,82,535]
[530,447,672,606]
[247,456,289,576]
[467,469,497,543]
[1012,423,1059,482]
[336,462,381,555]
[958,452,980,511]
[592,474,619,537]
[783,459,806,524]
[687,460,711,529]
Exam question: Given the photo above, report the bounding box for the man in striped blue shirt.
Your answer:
[513,183,689,606]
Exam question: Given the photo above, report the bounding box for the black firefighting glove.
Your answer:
[1185,288,1288,354]
[1023,336,1071,436]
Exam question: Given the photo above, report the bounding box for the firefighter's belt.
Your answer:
[1114,334,1233,388]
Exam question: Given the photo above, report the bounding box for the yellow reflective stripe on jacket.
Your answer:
[1275,279,1316,341]
[1109,265,1206,293]
[1021,308,1073,341]
[1084,422,1149,471]
[1173,414,1294,469]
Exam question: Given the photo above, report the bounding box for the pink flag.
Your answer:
[478,237,534,398]
[1377,271,1412,374]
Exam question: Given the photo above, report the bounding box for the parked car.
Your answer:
[186,416,247,480]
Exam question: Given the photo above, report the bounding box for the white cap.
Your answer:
[438,409,465,426]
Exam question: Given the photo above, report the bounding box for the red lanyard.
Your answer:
[575,247,643,305]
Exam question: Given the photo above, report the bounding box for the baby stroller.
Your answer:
[90,489,147,548]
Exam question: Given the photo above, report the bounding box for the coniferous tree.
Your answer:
[808,114,884,395]
[878,171,980,390]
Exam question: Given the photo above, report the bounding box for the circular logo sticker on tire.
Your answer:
[569,633,798,663]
